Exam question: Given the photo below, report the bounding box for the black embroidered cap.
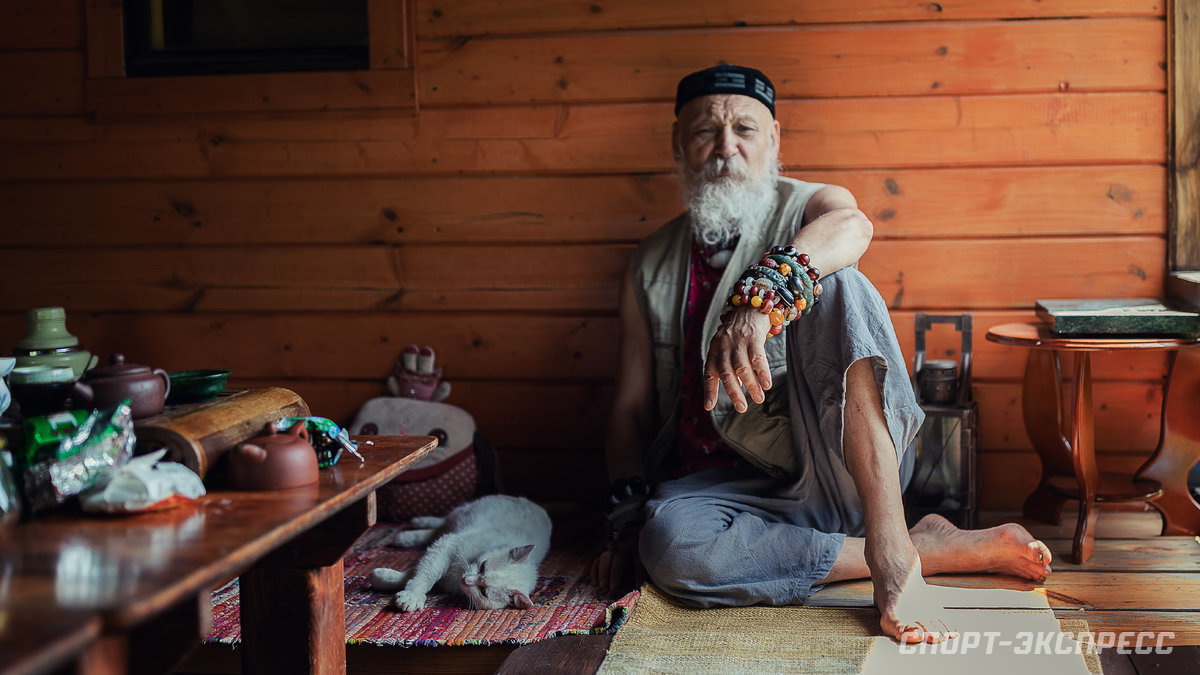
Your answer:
[674,64,776,118]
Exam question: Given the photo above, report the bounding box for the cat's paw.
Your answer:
[394,529,434,548]
[368,568,408,591]
[393,589,428,612]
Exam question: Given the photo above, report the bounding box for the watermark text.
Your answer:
[898,631,1174,655]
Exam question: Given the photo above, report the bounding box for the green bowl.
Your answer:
[167,369,231,404]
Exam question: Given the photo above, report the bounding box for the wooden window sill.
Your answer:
[85,68,416,118]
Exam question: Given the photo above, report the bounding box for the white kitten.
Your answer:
[369,494,552,612]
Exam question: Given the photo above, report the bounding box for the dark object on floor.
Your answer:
[906,312,979,529]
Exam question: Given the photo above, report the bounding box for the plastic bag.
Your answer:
[80,449,205,514]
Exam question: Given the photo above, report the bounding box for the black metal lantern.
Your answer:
[905,313,981,529]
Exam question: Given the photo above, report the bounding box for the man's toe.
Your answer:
[1027,540,1052,565]
[897,623,924,644]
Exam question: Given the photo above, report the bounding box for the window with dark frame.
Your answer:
[122,0,369,78]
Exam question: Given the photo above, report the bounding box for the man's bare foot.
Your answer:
[867,533,958,644]
[909,514,1052,580]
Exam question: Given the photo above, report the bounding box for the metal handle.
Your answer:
[912,312,973,406]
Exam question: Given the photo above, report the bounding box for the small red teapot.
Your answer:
[227,420,319,491]
[72,353,170,419]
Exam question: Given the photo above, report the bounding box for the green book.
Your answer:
[1036,298,1200,336]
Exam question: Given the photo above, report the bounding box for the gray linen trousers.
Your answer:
[638,267,924,607]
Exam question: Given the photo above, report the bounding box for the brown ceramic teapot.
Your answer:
[227,421,319,491]
[72,354,171,419]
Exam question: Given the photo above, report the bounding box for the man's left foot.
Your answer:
[910,514,1052,580]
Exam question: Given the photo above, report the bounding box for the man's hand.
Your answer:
[589,537,643,592]
[703,307,772,412]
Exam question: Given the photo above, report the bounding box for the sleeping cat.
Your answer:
[369,494,552,612]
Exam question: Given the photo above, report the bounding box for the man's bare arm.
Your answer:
[791,183,873,279]
[702,184,874,412]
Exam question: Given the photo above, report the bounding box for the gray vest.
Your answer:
[629,176,825,478]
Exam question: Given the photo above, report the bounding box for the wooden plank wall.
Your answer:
[0,0,1168,511]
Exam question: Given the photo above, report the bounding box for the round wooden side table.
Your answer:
[986,322,1200,564]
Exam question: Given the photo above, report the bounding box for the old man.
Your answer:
[593,64,1052,644]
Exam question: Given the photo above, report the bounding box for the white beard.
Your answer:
[679,153,780,247]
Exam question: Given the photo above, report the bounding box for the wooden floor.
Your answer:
[176,507,1200,674]
[980,508,1200,647]
[798,509,1200,642]
[978,508,1200,674]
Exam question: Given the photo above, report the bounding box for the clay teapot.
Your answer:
[72,354,171,419]
[227,421,319,491]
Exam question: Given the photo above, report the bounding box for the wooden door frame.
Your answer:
[1169,0,1200,279]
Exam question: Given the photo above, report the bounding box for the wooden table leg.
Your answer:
[1069,352,1099,564]
[69,592,210,675]
[240,561,347,675]
[126,592,211,675]
[75,634,127,675]
[239,494,376,675]
[1021,349,1074,524]
[1138,349,1200,535]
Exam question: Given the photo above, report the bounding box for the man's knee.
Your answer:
[638,499,731,595]
[815,267,888,314]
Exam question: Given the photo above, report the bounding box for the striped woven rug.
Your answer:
[204,524,639,646]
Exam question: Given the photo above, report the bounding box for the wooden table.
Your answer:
[0,434,436,675]
[986,323,1200,564]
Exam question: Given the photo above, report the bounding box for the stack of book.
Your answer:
[1035,298,1200,337]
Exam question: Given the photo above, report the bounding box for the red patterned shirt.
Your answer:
[670,239,747,478]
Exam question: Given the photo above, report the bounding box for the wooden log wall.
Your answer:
[0,0,1169,511]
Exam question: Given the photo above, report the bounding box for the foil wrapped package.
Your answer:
[273,415,362,467]
[21,401,136,512]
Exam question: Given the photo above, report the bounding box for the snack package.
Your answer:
[273,416,363,467]
[20,401,136,512]
[80,449,205,514]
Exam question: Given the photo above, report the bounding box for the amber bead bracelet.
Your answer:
[725,245,823,337]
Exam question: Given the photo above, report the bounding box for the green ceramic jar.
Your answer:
[16,307,80,351]
[12,307,97,380]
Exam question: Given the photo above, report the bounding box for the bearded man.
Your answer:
[592,65,1054,644]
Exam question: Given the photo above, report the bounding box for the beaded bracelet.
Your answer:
[746,266,796,305]
[725,245,823,337]
[768,246,823,311]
